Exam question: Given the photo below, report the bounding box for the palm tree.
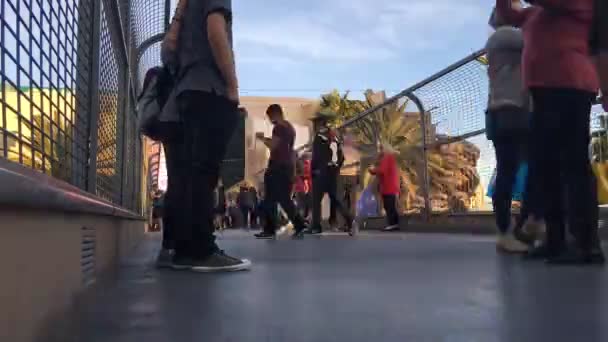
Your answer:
[320,90,481,213]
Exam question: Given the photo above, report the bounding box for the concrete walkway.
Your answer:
[77,231,608,342]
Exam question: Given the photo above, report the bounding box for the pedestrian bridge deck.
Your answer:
[76,231,608,342]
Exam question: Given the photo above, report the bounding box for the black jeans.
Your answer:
[531,88,599,253]
[312,167,352,230]
[262,163,306,234]
[382,194,400,226]
[492,137,526,234]
[173,91,239,258]
[161,140,182,250]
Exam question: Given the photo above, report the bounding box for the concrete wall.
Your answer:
[0,208,145,342]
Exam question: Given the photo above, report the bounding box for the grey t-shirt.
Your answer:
[160,0,233,122]
[176,0,233,97]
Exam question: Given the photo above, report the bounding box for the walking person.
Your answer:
[485,6,532,253]
[497,0,605,264]
[159,0,250,271]
[253,104,307,239]
[369,143,401,231]
[309,112,353,234]
[237,184,255,229]
[214,179,228,230]
[249,186,259,228]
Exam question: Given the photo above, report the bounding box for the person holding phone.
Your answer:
[254,104,308,239]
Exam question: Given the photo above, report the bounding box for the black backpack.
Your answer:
[136,66,177,141]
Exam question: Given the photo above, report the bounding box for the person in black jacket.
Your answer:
[309,112,353,234]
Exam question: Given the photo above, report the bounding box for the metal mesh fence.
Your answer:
[137,40,161,88]
[411,52,492,213]
[121,92,139,211]
[0,0,95,188]
[95,1,122,204]
[128,0,165,49]
[340,50,608,217]
[338,51,493,215]
[0,0,162,215]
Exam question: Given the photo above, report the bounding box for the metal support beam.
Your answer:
[86,0,103,193]
[407,93,432,222]
[136,33,165,63]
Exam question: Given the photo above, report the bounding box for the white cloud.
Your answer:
[234,0,487,66]
[235,16,396,62]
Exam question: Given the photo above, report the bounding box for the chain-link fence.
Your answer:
[0,0,168,214]
[337,51,490,216]
[410,51,492,213]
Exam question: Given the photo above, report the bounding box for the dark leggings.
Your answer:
[382,194,400,226]
[530,88,599,253]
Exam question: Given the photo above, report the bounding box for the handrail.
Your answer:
[0,158,144,220]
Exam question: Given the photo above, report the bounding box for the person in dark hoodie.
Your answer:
[485,6,534,253]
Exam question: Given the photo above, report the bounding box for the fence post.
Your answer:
[407,93,432,222]
[85,0,102,193]
[118,72,131,207]
[165,0,172,29]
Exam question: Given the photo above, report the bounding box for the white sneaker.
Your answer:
[497,234,529,254]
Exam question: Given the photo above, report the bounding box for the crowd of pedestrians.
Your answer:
[146,0,607,272]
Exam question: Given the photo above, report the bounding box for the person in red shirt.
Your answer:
[369,143,400,231]
[497,0,604,264]
[293,156,312,220]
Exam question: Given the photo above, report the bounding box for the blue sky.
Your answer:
[233,0,494,99]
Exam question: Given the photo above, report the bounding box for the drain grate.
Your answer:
[81,227,96,287]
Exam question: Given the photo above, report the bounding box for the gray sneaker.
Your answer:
[172,252,252,273]
[155,248,174,269]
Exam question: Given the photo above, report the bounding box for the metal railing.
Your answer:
[257,50,492,217]
[333,49,607,217]
[0,0,171,215]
